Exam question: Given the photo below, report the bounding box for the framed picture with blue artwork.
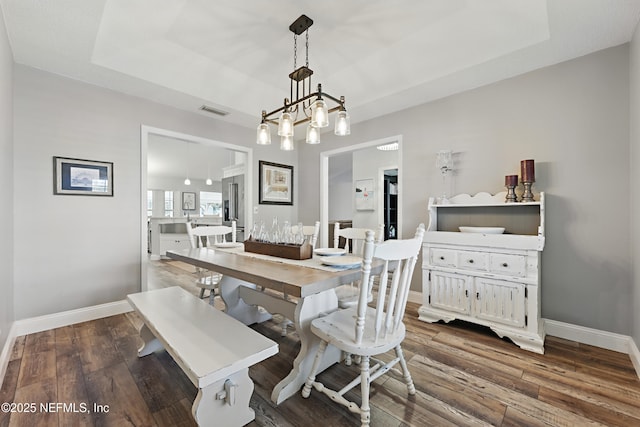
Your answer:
[53,156,113,196]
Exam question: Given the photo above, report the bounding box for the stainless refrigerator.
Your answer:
[222,174,245,241]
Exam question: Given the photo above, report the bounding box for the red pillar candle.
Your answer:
[520,159,535,182]
[505,175,518,186]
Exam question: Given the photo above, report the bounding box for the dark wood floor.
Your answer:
[1,259,639,426]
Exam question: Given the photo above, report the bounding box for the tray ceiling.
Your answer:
[2,0,640,130]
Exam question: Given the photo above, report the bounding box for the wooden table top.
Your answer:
[166,248,375,298]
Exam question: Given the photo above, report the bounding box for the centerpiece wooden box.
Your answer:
[243,238,313,260]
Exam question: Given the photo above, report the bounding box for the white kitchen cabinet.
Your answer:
[159,233,192,257]
[418,192,545,353]
[149,217,223,260]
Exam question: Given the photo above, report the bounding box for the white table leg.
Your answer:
[271,289,341,405]
[219,276,272,325]
[192,368,256,427]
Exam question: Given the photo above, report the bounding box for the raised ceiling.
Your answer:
[2,0,640,130]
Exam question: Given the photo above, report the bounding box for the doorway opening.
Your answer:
[320,135,402,247]
[383,168,398,239]
[140,125,253,291]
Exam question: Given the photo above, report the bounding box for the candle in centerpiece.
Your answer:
[520,159,535,182]
[505,175,518,187]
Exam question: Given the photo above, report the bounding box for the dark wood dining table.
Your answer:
[166,247,377,405]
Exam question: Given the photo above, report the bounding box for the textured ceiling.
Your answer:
[3,0,640,133]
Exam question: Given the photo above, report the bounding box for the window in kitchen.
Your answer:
[164,191,174,217]
[147,190,153,217]
[200,191,222,216]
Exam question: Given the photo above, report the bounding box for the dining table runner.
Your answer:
[213,244,361,273]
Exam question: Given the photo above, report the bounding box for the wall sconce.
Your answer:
[436,150,453,175]
[436,150,453,202]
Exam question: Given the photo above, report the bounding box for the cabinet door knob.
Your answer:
[502,263,508,267]
[468,259,474,264]
[439,256,445,260]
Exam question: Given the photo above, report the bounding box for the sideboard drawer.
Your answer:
[457,250,488,271]
[430,248,457,268]
[489,253,526,277]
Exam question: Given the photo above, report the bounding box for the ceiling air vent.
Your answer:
[199,105,229,116]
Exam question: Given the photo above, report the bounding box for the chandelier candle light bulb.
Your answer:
[281,135,294,151]
[306,125,321,144]
[334,98,350,136]
[310,96,329,128]
[256,111,271,145]
[278,110,294,137]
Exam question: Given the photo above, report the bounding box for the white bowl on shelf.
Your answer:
[459,226,505,234]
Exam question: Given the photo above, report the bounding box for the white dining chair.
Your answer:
[186,221,236,304]
[333,223,384,309]
[332,223,385,365]
[291,221,320,248]
[301,224,425,427]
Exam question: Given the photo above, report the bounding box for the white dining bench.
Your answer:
[127,286,278,427]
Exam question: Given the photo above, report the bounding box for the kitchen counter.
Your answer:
[148,217,222,259]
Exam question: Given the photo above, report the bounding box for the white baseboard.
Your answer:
[0,300,133,389]
[545,319,640,379]
[11,299,132,337]
[0,324,17,390]
[544,319,630,353]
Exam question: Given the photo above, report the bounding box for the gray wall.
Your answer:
[631,24,640,347]
[0,8,14,352]
[299,45,632,336]
[12,65,297,320]
[328,152,353,221]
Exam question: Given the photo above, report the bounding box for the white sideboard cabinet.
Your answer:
[418,192,546,353]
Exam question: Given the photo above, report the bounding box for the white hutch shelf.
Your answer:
[418,191,546,353]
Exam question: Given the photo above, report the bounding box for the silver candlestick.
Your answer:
[505,185,518,203]
[522,181,534,202]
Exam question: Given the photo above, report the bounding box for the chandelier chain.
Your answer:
[305,30,309,67]
[293,33,297,70]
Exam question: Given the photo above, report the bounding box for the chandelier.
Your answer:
[256,15,350,151]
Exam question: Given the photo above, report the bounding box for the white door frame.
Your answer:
[319,135,402,247]
[140,125,253,291]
